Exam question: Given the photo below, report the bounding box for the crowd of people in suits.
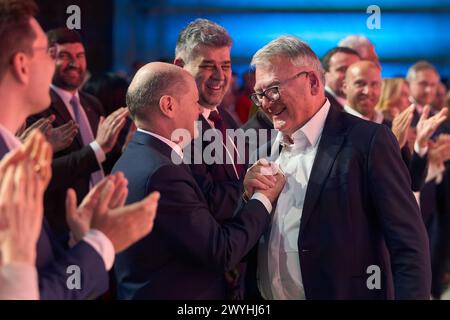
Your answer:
[1,0,450,300]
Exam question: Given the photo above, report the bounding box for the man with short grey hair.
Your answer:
[407,61,441,123]
[248,35,430,299]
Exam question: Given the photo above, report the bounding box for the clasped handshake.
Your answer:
[243,159,286,204]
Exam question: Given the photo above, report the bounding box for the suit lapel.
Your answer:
[299,103,346,235]
[50,89,83,147]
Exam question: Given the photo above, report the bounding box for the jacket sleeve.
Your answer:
[368,125,431,299]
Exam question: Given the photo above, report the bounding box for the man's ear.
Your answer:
[159,95,176,119]
[174,58,185,68]
[342,79,348,96]
[309,72,321,96]
[10,52,29,85]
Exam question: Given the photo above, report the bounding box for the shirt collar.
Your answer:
[325,86,347,107]
[275,99,331,150]
[202,106,219,121]
[0,124,22,150]
[137,128,183,159]
[51,84,79,106]
[343,105,384,124]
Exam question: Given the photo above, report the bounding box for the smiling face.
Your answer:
[254,56,319,136]
[344,61,382,119]
[52,42,87,92]
[182,45,231,110]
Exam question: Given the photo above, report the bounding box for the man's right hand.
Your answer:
[244,159,286,204]
[256,172,286,204]
[95,108,129,154]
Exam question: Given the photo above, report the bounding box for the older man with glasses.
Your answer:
[246,35,431,300]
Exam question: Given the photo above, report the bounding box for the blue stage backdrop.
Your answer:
[114,0,450,80]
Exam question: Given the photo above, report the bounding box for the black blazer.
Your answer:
[26,88,105,237]
[254,102,431,299]
[112,131,271,299]
[189,106,244,222]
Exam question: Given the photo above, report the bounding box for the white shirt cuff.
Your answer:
[0,263,39,300]
[414,141,428,157]
[252,192,272,214]
[89,141,106,165]
[82,229,115,271]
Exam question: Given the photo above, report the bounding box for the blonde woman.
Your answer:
[376,78,411,122]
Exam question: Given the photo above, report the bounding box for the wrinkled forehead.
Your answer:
[254,57,292,90]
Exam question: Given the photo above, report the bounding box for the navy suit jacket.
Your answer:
[26,88,105,237]
[255,102,431,299]
[112,131,270,299]
[0,135,108,300]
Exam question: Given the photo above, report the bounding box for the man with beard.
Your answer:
[27,28,128,237]
[342,61,449,193]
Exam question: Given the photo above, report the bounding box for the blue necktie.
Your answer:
[70,95,104,186]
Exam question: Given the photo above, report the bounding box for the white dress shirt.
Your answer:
[257,99,330,300]
[0,264,39,300]
[343,104,384,124]
[0,124,115,272]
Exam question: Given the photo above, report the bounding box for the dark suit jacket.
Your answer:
[26,88,105,237]
[325,89,344,111]
[112,131,271,299]
[254,102,431,299]
[241,110,276,166]
[0,135,108,300]
[189,106,244,222]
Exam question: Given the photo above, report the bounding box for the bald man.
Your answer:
[343,61,384,124]
[343,61,434,192]
[112,62,285,299]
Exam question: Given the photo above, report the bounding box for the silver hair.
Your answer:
[175,18,232,62]
[406,60,439,82]
[338,35,373,55]
[251,35,325,84]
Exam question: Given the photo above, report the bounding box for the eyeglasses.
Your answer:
[31,46,55,60]
[250,71,309,107]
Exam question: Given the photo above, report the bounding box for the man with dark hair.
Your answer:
[322,46,360,111]
[27,27,129,237]
[0,0,159,299]
[174,19,248,298]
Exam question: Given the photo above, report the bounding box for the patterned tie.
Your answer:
[208,110,245,179]
[70,95,104,186]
